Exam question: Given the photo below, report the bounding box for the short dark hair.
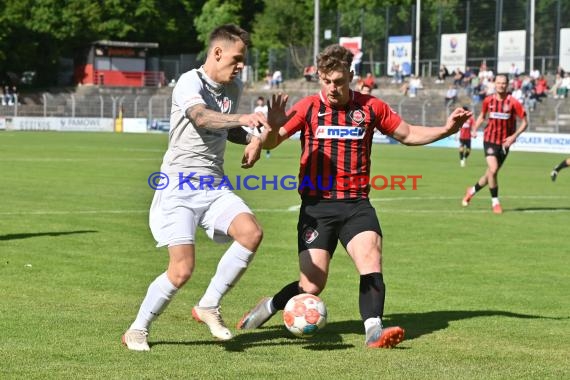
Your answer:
[317,44,353,74]
[208,24,250,49]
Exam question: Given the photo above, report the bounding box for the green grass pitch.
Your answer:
[1,131,569,379]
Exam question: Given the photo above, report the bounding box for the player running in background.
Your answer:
[551,158,570,181]
[237,44,472,348]
[122,24,287,351]
[461,74,528,214]
[458,105,475,167]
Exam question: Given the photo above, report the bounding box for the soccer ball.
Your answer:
[283,293,327,338]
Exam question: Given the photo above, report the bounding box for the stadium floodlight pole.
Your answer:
[529,0,535,72]
[415,0,421,77]
[314,0,319,67]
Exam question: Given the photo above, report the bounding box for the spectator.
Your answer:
[445,84,458,107]
[363,72,377,89]
[264,70,272,89]
[508,63,520,80]
[390,62,402,84]
[530,68,540,80]
[463,66,475,94]
[271,70,283,89]
[360,83,372,95]
[453,68,464,87]
[303,66,316,82]
[535,75,548,100]
[436,64,449,83]
[9,85,17,106]
[1,85,9,106]
[511,75,522,91]
[558,73,570,99]
[525,88,540,111]
[253,96,271,158]
[512,87,525,104]
[408,74,423,97]
[556,65,566,78]
[550,74,563,99]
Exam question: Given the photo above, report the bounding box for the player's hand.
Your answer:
[267,93,290,129]
[241,136,262,169]
[446,107,472,134]
[239,113,269,133]
[503,135,516,148]
[471,130,478,139]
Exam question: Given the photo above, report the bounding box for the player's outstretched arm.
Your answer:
[391,107,472,146]
[186,104,269,131]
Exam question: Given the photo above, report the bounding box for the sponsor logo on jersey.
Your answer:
[489,112,510,120]
[315,126,365,139]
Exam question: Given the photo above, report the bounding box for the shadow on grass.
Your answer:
[508,207,570,213]
[383,309,565,340]
[152,309,565,352]
[152,325,354,352]
[0,230,98,241]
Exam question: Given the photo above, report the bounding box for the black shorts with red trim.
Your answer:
[297,198,382,257]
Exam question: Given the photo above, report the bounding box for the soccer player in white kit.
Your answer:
[122,24,288,351]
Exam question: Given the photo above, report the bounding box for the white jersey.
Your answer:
[160,67,243,184]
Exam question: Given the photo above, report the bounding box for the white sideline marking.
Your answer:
[0,210,148,216]
[8,158,158,162]
[1,194,567,216]
[370,195,570,202]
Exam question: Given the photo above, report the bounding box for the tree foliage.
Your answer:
[0,0,568,85]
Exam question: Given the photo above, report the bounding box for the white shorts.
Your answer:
[149,184,253,247]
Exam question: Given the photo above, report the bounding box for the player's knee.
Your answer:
[234,224,263,251]
[299,283,322,295]
[299,280,326,295]
[168,266,194,287]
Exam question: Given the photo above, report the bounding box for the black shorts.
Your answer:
[484,141,509,166]
[297,198,382,257]
[459,138,471,149]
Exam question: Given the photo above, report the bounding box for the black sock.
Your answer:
[555,160,569,171]
[474,183,483,192]
[272,281,302,310]
[490,187,498,198]
[465,149,470,158]
[459,151,464,160]
[359,273,385,321]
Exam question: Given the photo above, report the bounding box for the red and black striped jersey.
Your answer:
[459,116,475,140]
[283,90,402,200]
[481,94,526,145]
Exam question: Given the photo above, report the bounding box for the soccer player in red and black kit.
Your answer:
[458,105,475,167]
[462,74,528,213]
[236,44,472,348]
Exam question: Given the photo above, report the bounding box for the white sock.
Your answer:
[364,317,382,331]
[130,272,178,331]
[492,197,500,206]
[266,298,276,314]
[198,241,254,307]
